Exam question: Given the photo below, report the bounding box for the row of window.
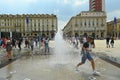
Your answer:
[0,22,55,28]
[0,26,55,32]
[0,18,55,23]
[74,18,104,27]
[74,23,104,27]
[0,19,56,27]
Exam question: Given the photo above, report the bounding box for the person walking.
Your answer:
[30,38,34,51]
[75,36,100,75]
[35,38,38,47]
[72,36,75,47]
[110,37,114,48]
[106,35,110,48]
[12,38,16,48]
[25,39,29,48]
[83,36,87,44]
[91,38,95,48]
[0,38,3,48]
[18,38,22,51]
[44,37,49,54]
[2,37,7,48]
[75,37,79,49]
[79,36,84,47]
[6,38,12,60]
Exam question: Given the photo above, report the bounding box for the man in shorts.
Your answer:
[76,36,100,75]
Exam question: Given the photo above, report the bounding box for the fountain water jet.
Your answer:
[49,29,73,66]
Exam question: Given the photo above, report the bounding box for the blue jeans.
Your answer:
[31,45,34,51]
[45,43,49,53]
[81,51,93,63]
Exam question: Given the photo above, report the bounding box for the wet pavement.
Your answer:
[0,52,120,80]
[0,40,120,80]
[93,40,120,65]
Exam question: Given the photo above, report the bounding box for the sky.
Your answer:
[0,0,120,29]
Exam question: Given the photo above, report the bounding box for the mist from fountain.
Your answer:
[49,29,74,66]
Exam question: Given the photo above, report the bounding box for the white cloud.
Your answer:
[107,10,120,21]
[1,0,38,4]
[54,9,60,14]
[0,0,38,10]
[58,0,88,6]
[73,0,88,7]
[56,0,70,4]
[63,0,71,4]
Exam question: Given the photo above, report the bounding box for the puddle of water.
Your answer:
[100,68,106,71]
[88,76,96,80]
[24,78,31,80]
[0,77,6,80]
[10,71,16,74]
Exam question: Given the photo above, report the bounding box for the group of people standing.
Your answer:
[0,37,22,60]
[39,37,50,53]
[66,36,88,49]
[0,36,50,61]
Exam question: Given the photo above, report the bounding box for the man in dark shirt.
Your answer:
[106,36,110,48]
[76,36,100,75]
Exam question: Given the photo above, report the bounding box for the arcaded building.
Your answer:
[63,11,107,38]
[107,18,120,38]
[63,0,106,39]
[0,14,57,39]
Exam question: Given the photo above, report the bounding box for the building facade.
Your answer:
[89,0,105,11]
[0,14,57,39]
[107,18,120,38]
[63,11,107,39]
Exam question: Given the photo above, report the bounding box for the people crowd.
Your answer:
[0,36,50,61]
[0,33,117,77]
